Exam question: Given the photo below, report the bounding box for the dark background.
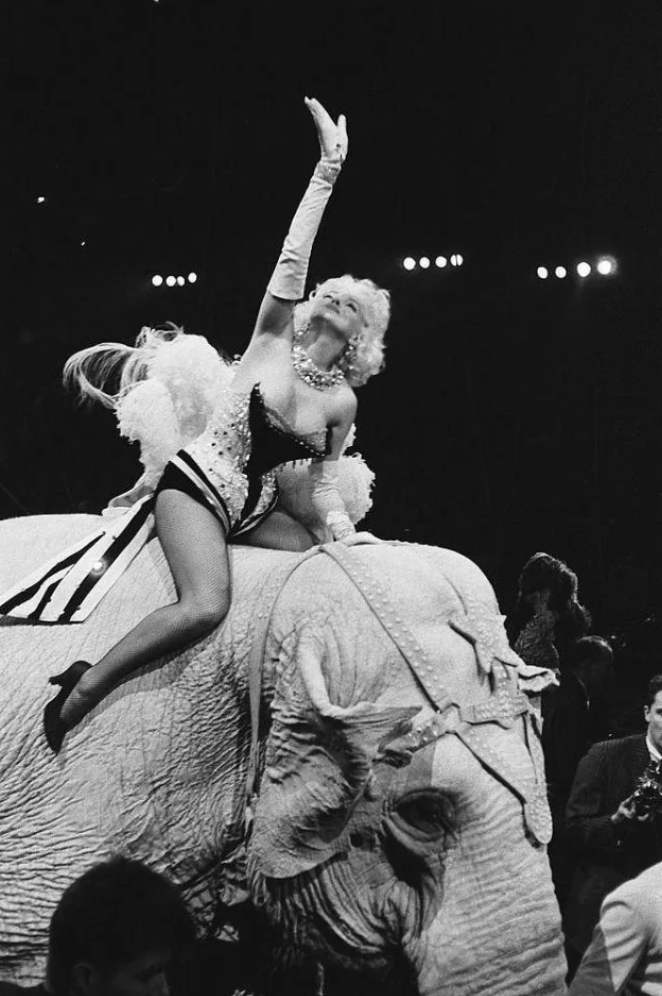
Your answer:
[2,0,661,643]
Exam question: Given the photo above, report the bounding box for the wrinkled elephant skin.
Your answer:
[0,516,566,994]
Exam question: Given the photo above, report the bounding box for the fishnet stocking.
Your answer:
[60,490,231,726]
[241,507,316,552]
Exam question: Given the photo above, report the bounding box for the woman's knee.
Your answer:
[179,592,231,639]
[289,531,315,552]
[242,512,317,551]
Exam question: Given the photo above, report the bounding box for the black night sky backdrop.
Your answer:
[2,0,661,645]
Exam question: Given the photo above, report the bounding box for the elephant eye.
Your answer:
[392,792,455,839]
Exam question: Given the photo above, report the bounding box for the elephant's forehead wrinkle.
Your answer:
[427,737,515,825]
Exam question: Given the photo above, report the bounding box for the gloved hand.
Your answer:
[339,531,384,546]
[304,96,348,164]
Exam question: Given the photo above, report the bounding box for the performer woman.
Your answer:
[39,96,390,752]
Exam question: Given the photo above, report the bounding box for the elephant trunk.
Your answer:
[409,843,567,996]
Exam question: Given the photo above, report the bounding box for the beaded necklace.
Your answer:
[291,344,345,391]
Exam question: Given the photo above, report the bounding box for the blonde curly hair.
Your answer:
[293,275,390,387]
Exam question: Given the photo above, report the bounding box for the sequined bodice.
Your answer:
[246,384,330,477]
[202,383,329,477]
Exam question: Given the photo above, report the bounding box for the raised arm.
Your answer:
[250,97,349,342]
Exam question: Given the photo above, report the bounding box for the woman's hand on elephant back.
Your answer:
[305,96,348,163]
[340,531,385,546]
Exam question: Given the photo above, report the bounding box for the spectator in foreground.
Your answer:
[0,856,195,995]
[569,860,662,995]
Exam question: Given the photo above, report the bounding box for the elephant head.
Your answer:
[247,543,567,996]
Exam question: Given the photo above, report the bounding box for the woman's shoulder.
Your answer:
[327,381,357,425]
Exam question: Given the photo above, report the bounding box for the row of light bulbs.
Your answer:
[149,259,616,287]
[152,273,198,287]
[537,258,616,280]
[403,255,464,271]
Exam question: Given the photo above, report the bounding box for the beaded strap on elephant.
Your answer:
[319,543,552,846]
[245,547,323,816]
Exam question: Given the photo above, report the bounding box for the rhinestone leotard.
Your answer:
[158,383,330,538]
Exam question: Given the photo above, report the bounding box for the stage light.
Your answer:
[166,276,176,287]
[419,256,430,269]
[597,258,614,275]
[403,257,416,271]
[555,266,567,279]
[188,272,198,283]
[537,267,549,279]
[80,241,86,247]
[152,275,164,287]
[37,196,46,204]
[455,254,464,266]
[577,262,591,278]
[177,276,185,286]
[435,256,447,268]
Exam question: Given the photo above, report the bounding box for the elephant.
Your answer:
[0,513,568,994]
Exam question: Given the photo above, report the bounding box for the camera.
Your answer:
[628,760,662,819]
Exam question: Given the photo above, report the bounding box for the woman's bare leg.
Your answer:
[240,508,316,552]
[59,490,231,728]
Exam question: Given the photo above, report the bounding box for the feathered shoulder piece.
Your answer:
[64,324,235,487]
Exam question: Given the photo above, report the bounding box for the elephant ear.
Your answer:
[249,628,418,879]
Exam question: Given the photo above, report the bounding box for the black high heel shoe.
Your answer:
[44,660,92,754]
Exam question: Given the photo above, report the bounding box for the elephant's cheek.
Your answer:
[274,852,418,964]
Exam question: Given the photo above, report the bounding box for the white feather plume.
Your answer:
[116,380,182,486]
[276,451,375,529]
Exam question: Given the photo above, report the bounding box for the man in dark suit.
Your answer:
[543,636,614,815]
[563,673,662,969]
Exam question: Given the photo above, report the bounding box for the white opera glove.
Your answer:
[267,98,347,302]
[309,461,356,542]
[267,160,343,302]
[338,531,384,546]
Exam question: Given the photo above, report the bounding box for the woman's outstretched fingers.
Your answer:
[304,96,348,161]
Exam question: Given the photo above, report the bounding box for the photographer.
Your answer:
[563,675,662,970]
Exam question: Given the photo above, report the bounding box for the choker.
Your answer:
[292,345,345,391]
